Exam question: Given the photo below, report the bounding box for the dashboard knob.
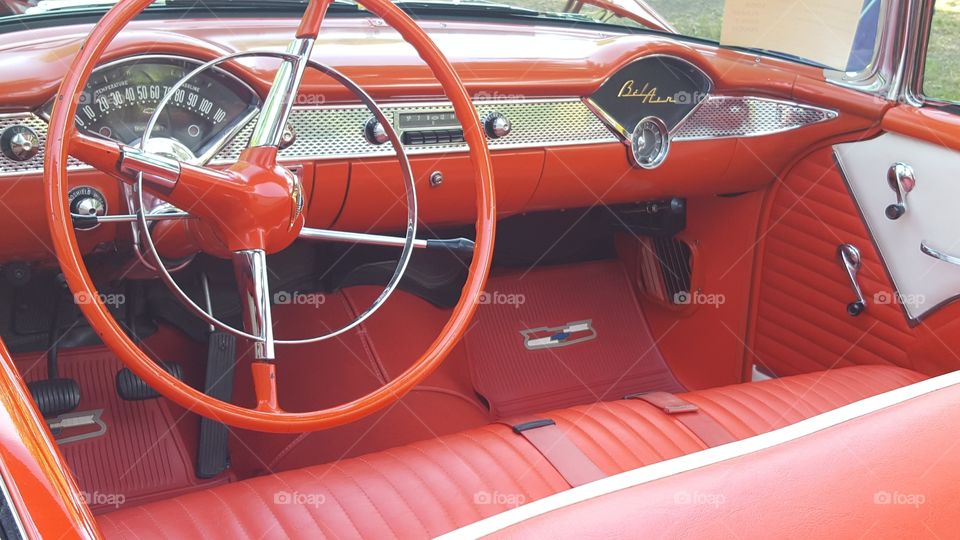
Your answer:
[68,186,107,230]
[1,125,40,161]
[363,117,389,145]
[483,112,511,139]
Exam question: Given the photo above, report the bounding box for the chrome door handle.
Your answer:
[837,244,866,316]
[920,240,960,266]
[885,162,916,220]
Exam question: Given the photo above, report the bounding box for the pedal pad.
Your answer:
[27,378,80,418]
[116,363,184,401]
[197,332,236,479]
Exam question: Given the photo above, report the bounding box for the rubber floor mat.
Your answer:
[15,348,227,514]
[467,260,684,418]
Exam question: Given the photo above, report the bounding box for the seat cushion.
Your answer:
[97,365,924,539]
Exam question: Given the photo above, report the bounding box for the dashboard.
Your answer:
[0,17,884,263]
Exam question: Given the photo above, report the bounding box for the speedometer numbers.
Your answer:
[69,56,259,160]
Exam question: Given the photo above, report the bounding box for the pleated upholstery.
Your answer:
[98,365,924,539]
[752,149,916,376]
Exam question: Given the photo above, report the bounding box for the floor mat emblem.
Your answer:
[48,409,107,445]
[522,320,596,350]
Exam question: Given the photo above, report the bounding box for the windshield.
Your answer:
[0,0,882,71]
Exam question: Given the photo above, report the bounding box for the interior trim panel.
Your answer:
[835,133,960,321]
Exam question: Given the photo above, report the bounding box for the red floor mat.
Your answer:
[467,260,683,418]
[15,348,227,514]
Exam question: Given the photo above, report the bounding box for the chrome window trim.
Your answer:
[902,0,952,108]
[823,0,898,95]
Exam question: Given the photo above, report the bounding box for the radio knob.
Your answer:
[483,112,512,139]
[363,117,389,145]
[1,125,40,161]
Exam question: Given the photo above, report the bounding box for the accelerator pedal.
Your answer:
[27,378,81,418]
[116,362,184,401]
[196,331,236,478]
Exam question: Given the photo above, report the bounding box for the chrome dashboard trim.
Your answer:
[672,96,838,141]
[208,97,619,164]
[0,95,837,176]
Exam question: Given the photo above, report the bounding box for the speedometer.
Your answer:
[56,55,259,162]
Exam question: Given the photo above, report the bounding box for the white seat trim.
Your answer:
[438,369,960,539]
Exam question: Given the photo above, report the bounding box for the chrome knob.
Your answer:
[1,125,40,161]
[885,162,915,220]
[483,112,511,139]
[68,186,107,230]
[363,117,389,145]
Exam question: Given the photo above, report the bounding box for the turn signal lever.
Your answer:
[837,244,866,317]
[885,162,916,220]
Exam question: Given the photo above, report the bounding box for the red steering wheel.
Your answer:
[43,0,496,432]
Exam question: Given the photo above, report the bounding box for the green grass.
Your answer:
[925,0,960,103]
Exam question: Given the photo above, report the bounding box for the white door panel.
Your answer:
[834,133,960,320]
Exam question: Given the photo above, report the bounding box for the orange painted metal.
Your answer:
[44,0,496,433]
[296,0,332,39]
[0,338,98,538]
[882,104,960,151]
[251,362,281,412]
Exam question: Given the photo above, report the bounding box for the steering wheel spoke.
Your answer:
[233,249,275,361]
[251,361,281,412]
[299,227,475,254]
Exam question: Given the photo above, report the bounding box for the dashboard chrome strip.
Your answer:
[209,97,618,164]
[0,96,838,176]
[671,96,838,141]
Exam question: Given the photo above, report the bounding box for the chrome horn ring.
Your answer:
[135,51,419,347]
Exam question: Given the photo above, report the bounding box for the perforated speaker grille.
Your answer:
[672,96,837,141]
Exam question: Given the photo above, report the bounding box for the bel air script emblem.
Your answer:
[522,320,597,351]
[617,80,676,104]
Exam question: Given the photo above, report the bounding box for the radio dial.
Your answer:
[363,117,389,145]
[483,112,512,139]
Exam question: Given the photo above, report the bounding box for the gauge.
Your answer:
[630,116,669,169]
[51,55,259,162]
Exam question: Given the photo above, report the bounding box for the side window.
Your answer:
[922,0,960,104]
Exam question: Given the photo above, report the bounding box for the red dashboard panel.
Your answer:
[0,17,889,261]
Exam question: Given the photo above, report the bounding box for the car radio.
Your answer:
[363,108,511,146]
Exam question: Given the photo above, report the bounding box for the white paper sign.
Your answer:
[720,0,864,69]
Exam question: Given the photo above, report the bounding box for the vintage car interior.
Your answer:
[0,0,957,537]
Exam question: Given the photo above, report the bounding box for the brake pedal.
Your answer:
[116,363,184,401]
